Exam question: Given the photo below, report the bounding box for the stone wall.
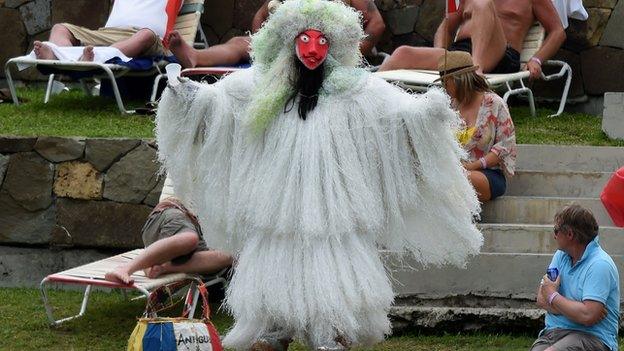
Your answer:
[0,136,162,250]
[0,0,622,105]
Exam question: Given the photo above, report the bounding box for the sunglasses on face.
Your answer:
[553,225,562,235]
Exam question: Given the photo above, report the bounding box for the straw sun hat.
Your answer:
[434,51,479,82]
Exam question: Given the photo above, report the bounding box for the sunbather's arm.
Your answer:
[433,10,463,48]
[528,0,566,79]
[252,1,270,33]
[351,0,386,56]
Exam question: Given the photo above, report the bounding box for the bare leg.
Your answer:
[105,231,200,284]
[78,46,94,61]
[467,170,492,202]
[167,31,250,68]
[48,23,79,47]
[111,28,159,57]
[34,24,80,60]
[464,0,507,73]
[378,46,446,71]
[154,250,233,277]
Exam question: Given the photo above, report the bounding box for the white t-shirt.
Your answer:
[105,0,180,38]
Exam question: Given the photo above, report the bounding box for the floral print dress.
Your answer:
[459,92,517,177]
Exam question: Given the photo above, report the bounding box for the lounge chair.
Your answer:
[40,250,228,326]
[40,174,227,326]
[4,0,206,114]
[373,23,572,117]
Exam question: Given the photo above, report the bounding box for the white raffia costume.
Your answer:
[156,0,482,348]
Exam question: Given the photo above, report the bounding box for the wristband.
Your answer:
[548,291,560,306]
[530,56,542,66]
[479,157,487,169]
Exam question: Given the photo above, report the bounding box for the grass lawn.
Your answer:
[0,88,622,147]
[0,287,540,351]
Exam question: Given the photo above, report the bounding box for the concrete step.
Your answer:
[385,252,624,300]
[516,144,624,173]
[480,196,613,226]
[507,170,611,197]
[479,223,624,254]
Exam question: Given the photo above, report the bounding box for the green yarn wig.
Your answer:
[246,0,365,133]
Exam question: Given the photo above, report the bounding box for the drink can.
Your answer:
[547,267,559,281]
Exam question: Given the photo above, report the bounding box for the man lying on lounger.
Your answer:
[165,0,386,68]
[32,0,180,62]
[378,0,565,80]
[105,197,233,285]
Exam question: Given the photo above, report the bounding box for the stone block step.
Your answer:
[516,145,624,173]
[480,196,613,226]
[479,223,624,254]
[384,252,624,300]
[389,305,544,332]
[507,170,611,197]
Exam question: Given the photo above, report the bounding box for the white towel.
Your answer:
[15,41,132,71]
[552,0,589,29]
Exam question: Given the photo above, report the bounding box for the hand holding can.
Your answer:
[547,267,559,281]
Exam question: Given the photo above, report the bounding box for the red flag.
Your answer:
[447,0,460,13]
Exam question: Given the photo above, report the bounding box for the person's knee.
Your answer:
[471,0,495,12]
[468,171,492,201]
[134,29,158,47]
[177,232,200,251]
[392,45,412,59]
[51,23,70,36]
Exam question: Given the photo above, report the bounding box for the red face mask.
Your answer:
[295,29,329,70]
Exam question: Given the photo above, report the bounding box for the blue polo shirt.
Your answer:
[544,237,620,350]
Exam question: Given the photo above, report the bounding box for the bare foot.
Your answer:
[146,264,165,279]
[79,45,94,61]
[104,266,134,285]
[166,31,197,68]
[33,41,57,60]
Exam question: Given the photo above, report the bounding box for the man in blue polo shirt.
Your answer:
[531,204,620,351]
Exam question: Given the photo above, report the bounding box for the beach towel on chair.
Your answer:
[15,42,132,71]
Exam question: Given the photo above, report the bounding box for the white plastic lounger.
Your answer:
[4,0,206,114]
[374,23,572,117]
[40,249,228,326]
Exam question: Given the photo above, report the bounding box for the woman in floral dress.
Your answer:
[439,51,517,202]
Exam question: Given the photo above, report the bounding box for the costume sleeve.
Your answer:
[155,77,239,250]
[490,96,517,176]
[377,85,482,267]
[582,260,615,304]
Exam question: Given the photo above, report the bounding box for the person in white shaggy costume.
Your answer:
[155,0,483,349]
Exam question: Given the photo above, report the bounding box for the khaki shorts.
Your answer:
[141,208,209,265]
[61,23,165,56]
[530,328,609,351]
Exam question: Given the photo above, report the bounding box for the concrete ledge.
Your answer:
[479,224,624,254]
[507,170,611,197]
[481,196,613,225]
[0,246,112,288]
[603,92,624,140]
[385,253,624,299]
[516,145,624,172]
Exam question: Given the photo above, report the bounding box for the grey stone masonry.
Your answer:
[602,92,624,140]
[600,0,624,49]
[18,0,50,35]
[34,136,85,162]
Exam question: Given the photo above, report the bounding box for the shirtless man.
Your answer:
[378,0,565,80]
[166,0,386,68]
